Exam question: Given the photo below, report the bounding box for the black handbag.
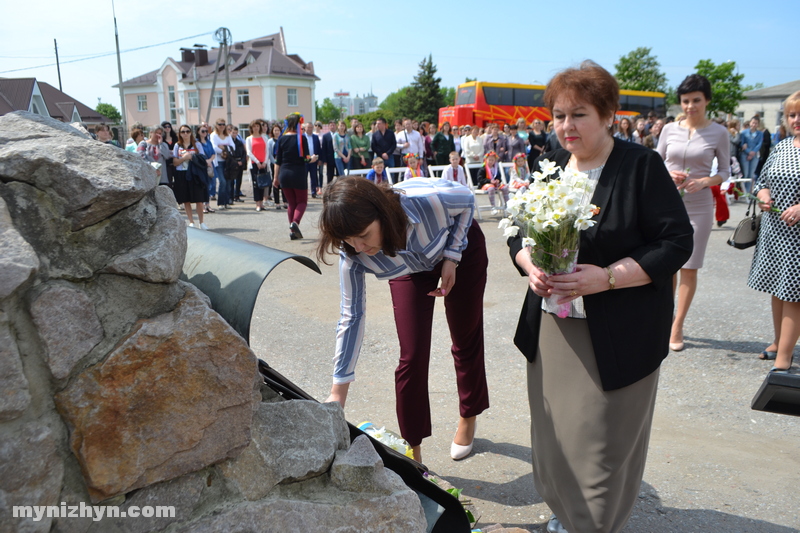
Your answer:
[727,200,762,249]
[255,168,271,189]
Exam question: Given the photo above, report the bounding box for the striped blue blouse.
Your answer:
[333,178,475,384]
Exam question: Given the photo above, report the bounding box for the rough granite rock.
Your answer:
[0,422,65,533]
[0,311,30,421]
[177,474,428,533]
[0,112,157,230]
[55,284,261,502]
[83,470,209,533]
[30,284,104,380]
[331,435,401,495]
[102,185,187,283]
[0,181,159,281]
[0,196,39,299]
[218,400,350,501]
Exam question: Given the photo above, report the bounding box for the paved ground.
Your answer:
[202,179,799,532]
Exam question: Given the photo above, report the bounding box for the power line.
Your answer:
[0,32,211,75]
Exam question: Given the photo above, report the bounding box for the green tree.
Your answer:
[440,86,456,107]
[379,87,411,117]
[398,55,447,124]
[346,110,396,129]
[694,59,746,117]
[315,98,342,124]
[614,47,668,93]
[95,102,121,123]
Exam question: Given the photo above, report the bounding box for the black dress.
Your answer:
[276,134,310,190]
[172,146,208,204]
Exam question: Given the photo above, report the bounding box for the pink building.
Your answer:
[117,28,318,135]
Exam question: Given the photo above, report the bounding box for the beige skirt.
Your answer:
[527,312,659,533]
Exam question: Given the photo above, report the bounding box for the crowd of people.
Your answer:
[87,71,799,533]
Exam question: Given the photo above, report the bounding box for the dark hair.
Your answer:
[285,113,301,132]
[676,74,712,101]
[619,117,632,133]
[161,121,178,145]
[544,60,619,121]
[131,128,144,142]
[95,123,110,133]
[376,117,386,124]
[249,119,262,134]
[316,178,408,265]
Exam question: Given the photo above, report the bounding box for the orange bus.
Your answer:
[438,81,666,127]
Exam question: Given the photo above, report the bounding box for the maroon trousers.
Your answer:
[388,220,490,446]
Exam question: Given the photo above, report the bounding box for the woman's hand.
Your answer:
[669,170,688,188]
[682,176,709,194]
[547,264,608,305]
[756,189,773,212]
[325,383,350,408]
[429,259,457,297]
[515,248,550,297]
[779,203,800,226]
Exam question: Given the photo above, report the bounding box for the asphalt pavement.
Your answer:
[204,179,799,532]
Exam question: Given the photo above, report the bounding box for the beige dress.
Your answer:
[656,121,730,269]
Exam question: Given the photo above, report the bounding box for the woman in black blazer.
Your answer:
[508,61,693,533]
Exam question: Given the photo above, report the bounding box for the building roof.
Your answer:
[117,30,319,88]
[0,78,35,111]
[0,78,108,122]
[744,80,800,100]
[0,92,15,115]
[37,82,108,122]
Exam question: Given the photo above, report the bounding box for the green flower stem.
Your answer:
[733,187,782,213]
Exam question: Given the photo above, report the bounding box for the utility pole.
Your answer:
[205,28,231,126]
[112,0,128,140]
[54,39,62,92]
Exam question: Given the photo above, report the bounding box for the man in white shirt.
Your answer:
[304,122,321,197]
[397,118,425,161]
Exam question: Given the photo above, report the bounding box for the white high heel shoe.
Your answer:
[450,421,477,460]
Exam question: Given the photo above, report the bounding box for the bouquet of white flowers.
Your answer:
[499,159,600,318]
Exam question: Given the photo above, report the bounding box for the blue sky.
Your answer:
[2,0,797,116]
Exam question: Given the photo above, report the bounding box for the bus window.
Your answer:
[456,86,476,106]
[654,97,666,116]
[514,88,544,107]
[628,96,651,116]
[618,94,628,109]
[483,86,514,106]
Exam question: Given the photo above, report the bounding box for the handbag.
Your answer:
[727,200,762,249]
[255,168,271,189]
